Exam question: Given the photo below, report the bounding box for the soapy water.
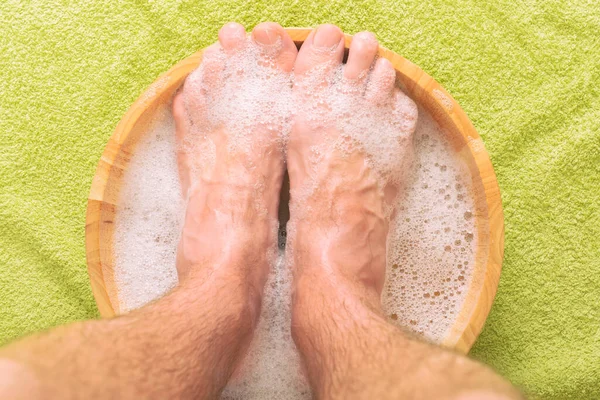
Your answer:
[382,113,482,339]
[112,105,482,399]
[111,43,485,399]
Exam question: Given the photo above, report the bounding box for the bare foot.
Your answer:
[172,22,298,309]
[288,25,417,314]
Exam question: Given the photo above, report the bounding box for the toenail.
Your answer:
[253,26,281,46]
[313,25,342,49]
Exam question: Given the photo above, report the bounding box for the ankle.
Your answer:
[292,212,388,289]
[291,235,386,306]
[177,185,276,271]
[177,217,273,293]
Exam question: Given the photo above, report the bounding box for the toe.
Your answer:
[365,57,396,104]
[218,22,247,52]
[172,90,187,125]
[173,91,191,196]
[294,24,345,77]
[252,22,298,72]
[344,31,379,81]
[393,88,418,135]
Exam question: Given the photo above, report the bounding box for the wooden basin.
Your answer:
[85,28,504,353]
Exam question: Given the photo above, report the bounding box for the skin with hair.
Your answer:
[0,23,522,400]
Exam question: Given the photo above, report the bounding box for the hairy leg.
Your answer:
[288,24,522,400]
[0,21,298,400]
[293,277,520,400]
[0,272,256,399]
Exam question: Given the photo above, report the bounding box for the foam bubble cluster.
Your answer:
[113,105,183,312]
[179,39,293,193]
[381,109,480,341]
[112,56,481,398]
[221,251,311,399]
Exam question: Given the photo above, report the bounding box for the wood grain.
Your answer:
[85,28,504,353]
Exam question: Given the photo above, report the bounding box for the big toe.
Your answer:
[294,24,345,77]
[344,31,379,81]
[252,22,298,72]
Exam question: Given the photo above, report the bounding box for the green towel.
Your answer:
[0,1,598,398]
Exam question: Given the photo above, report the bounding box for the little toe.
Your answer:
[344,31,379,81]
[365,57,397,104]
[294,24,345,77]
[218,22,247,52]
[173,91,192,196]
[252,22,298,72]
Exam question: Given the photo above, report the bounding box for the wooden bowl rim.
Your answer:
[85,27,504,353]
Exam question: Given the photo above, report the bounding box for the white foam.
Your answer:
[222,251,310,399]
[113,105,183,312]
[111,57,481,399]
[382,110,479,341]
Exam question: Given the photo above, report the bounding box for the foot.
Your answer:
[172,22,298,307]
[287,25,418,313]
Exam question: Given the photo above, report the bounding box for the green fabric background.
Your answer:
[1,1,598,398]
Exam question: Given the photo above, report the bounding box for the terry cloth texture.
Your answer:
[0,2,598,399]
